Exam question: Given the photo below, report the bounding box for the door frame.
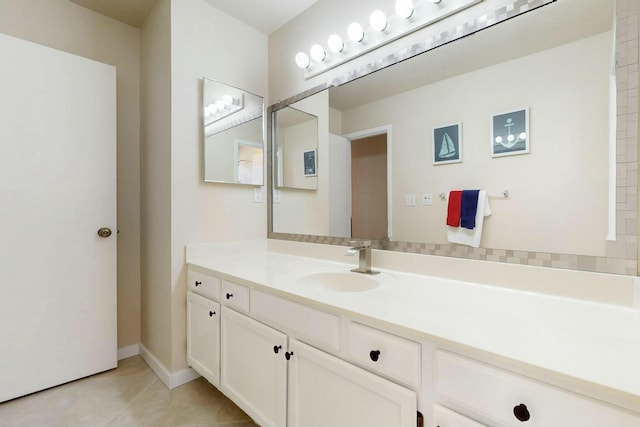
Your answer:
[343,125,393,240]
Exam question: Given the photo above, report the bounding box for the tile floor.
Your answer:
[0,356,258,427]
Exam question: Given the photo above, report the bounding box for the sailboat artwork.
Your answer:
[433,123,462,165]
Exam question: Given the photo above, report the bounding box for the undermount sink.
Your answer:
[297,271,381,292]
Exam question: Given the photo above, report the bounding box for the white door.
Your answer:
[187,292,221,386]
[288,339,417,427]
[220,307,287,427]
[0,34,117,402]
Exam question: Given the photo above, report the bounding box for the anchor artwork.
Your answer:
[492,108,529,157]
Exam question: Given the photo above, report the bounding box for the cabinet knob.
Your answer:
[226,293,234,300]
[513,403,530,422]
[369,350,381,362]
[209,311,216,317]
[195,281,202,287]
[273,345,282,354]
[285,351,294,361]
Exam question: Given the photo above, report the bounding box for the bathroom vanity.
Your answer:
[186,240,640,427]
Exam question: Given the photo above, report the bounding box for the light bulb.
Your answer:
[370,10,388,32]
[395,0,414,19]
[328,34,344,53]
[222,95,233,106]
[347,22,365,42]
[215,99,225,110]
[310,44,326,62]
[295,52,310,69]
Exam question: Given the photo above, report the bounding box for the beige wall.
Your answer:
[339,33,610,256]
[0,0,142,349]
[169,0,268,372]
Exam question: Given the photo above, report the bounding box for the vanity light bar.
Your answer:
[295,0,481,79]
[204,93,244,125]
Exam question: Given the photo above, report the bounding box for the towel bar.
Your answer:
[439,190,509,200]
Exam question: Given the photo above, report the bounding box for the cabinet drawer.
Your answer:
[188,269,221,301]
[221,280,249,313]
[432,404,487,427]
[435,350,640,427]
[251,290,340,351]
[345,322,421,389]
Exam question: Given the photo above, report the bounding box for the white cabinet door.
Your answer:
[288,339,417,427]
[221,307,287,427]
[187,292,220,386]
[0,34,116,403]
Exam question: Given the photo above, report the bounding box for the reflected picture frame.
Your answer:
[303,149,317,177]
[433,123,462,165]
[491,108,529,157]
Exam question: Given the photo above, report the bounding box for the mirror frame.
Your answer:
[267,0,638,276]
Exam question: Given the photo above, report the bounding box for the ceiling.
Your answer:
[69,0,317,33]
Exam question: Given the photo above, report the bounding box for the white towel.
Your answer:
[446,190,491,248]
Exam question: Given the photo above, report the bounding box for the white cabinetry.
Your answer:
[187,292,220,386]
[288,339,416,427]
[220,306,288,427]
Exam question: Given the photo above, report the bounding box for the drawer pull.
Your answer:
[226,293,234,300]
[195,281,202,287]
[369,350,381,362]
[285,351,294,361]
[513,403,531,422]
[209,310,216,317]
[273,345,282,354]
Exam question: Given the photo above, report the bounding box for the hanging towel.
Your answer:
[446,190,462,227]
[460,190,480,229]
[447,190,491,248]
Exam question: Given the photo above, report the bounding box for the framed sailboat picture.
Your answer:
[433,123,462,165]
[491,108,529,157]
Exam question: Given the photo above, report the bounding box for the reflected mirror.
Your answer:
[271,0,620,263]
[274,104,319,191]
[203,78,264,185]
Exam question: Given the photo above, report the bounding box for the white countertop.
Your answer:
[186,240,640,401]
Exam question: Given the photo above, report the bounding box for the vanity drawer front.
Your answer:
[221,280,249,313]
[345,322,421,389]
[432,404,487,427]
[188,269,221,301]
[435,350,640,427]
[251,290,340,351]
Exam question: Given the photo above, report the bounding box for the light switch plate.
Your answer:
[422,193,433,205]
[405,194,416,206]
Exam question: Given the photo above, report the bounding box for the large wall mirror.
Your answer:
[203,78,264,185]
[269,0,638,275]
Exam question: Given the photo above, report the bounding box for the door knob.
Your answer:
[97,227,112,238]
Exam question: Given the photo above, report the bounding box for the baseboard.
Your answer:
[139,343,200,389]
[117,344,140,360]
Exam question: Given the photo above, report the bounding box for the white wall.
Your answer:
[340,33,610,256]
[0,0,141,350]
[169,0,268,371]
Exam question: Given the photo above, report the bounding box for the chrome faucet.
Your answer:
[345,240,379,275]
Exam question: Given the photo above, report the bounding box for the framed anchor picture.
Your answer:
[433,123,462,165]
[491,108,529,157]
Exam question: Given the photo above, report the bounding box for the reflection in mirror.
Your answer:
[271,0,618,261]
[203,78,264,185]
[274,106,319,191]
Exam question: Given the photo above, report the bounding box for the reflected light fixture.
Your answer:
[395,0,414,19]
[370,10,388,32]
[204,94,243,125]
[295,51,311,68]
[328,34,344,53]
[310,44,327,62]
[347,22,365,42]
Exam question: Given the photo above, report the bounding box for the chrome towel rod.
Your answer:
[439,190,509,201]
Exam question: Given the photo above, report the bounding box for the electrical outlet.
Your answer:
[422,193,433,205]
[273,189,281,203]
[405,194,416,206]
[253,187,263,203]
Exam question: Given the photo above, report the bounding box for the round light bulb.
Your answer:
[347,22,365,42]
[370,10,388,32]
[310,44,326,62]
[222,95,233,106]
[395,0,414,19]
[519,132,527,140]
[295,52,310,69]
[328,34,344,53]
[215,99,225,110]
